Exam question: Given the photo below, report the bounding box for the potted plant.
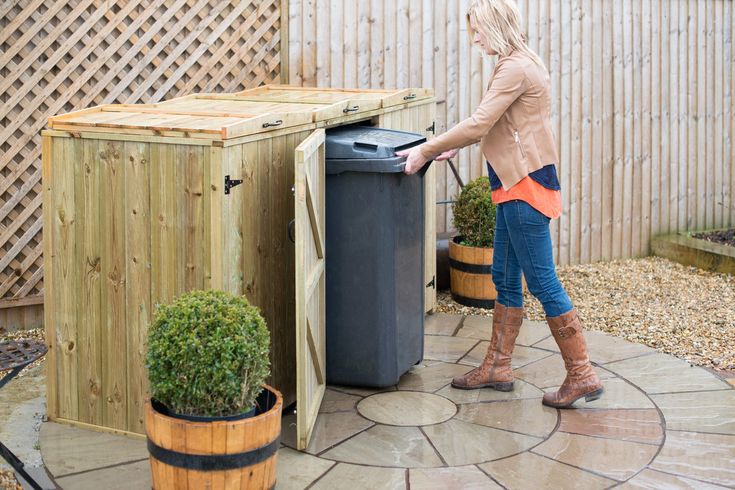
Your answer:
[449,176,498,308]
[144,289,282,490]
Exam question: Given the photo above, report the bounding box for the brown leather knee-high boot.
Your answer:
[451,303,524,391]
[542,309,604,408]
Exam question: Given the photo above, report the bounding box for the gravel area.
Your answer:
[0,471,21,490]
[436,256,735,373]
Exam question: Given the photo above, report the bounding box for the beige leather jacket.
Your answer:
[420,49,559,190]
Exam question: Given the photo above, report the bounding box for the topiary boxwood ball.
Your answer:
[452,176,496,248]
[146,289,271,418]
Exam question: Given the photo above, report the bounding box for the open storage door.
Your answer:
[294,129,327,450]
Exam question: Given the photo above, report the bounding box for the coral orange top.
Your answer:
[491,176,562,219]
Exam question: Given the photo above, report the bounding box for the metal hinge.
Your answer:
[426,276,435,289]
[426,121,435,134]
[224,175,243,195]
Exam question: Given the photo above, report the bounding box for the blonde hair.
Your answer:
[467,0,546,69]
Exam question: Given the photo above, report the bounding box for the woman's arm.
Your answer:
[400,59,528,174]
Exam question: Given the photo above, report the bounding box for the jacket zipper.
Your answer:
[514,130,527,159]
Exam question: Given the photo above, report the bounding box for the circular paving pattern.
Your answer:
[357,391,457,426]
[306,361,560,469]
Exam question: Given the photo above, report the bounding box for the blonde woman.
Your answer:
[397,0,603,408]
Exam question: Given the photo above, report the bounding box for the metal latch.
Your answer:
[426,121,435,134]
[426,276,435,289]
[224,175,243,195]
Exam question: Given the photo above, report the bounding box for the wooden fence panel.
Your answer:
[289,0,735,265]
[0,0,286,317]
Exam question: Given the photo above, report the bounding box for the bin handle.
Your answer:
[403,94,417,100]
[343,105,359,113]
[396,150,434,177]
[288,220,295,243]
[262,119,283,128]
[417,158,434,177]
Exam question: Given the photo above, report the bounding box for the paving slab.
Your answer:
[604,353,731,394]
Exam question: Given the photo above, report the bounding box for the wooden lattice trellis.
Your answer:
[0,0,286,315]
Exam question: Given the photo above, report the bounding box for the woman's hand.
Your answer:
[434,148,458,161]
[396,145,430,175]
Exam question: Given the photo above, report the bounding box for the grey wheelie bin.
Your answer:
[324,125,432,387]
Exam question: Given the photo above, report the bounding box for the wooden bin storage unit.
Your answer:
[43,85,436,440]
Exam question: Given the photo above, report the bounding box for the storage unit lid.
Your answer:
[235,85,434,108]
[47,102,313,140]
[47,85,435,139]
[158,93,381,124]
[324,125,427,174]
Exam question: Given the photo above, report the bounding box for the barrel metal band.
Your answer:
[451,293,495,309]
[147,436,280,471]
[449,258,493,274]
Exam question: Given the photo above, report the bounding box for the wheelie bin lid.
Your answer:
[325,125,427,174]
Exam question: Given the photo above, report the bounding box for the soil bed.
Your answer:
[692,229,735,247]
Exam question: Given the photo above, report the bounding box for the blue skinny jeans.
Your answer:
[492,200,574,317]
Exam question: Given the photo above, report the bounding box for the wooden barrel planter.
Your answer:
[145,385,283,490]
[449,237,496,309]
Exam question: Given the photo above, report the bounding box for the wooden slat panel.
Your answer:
[649,0,661,249]
[290,0,734,263]
[659,0,672,236]
[150,143,178,308]
[99,140,127,430]
[590,0,603,262]
[699,0,709,229]
[725,0,733,229]
[76,138,102,427]
[54,137,79,421]
[41,134,58,418]
[124,141,151,434]
[640,0,652,256]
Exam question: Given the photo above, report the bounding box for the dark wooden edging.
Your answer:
[651,232,735,275]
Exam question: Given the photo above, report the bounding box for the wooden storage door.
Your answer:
[379,102,437,312]
[293,129,327,450]
[42,134,212,435]
[219,129,317,410]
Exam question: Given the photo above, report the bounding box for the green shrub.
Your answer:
[452,176,496,248]
[146,290,271,417]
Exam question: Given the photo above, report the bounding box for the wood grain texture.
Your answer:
[77,138,102,427]
[289,0,735,264]
[145,386,282,490]
[124,141,151,434]
[448,239,497,303]
[294,129,326,450]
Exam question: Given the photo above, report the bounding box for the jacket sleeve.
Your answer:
[419,60,528,158]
